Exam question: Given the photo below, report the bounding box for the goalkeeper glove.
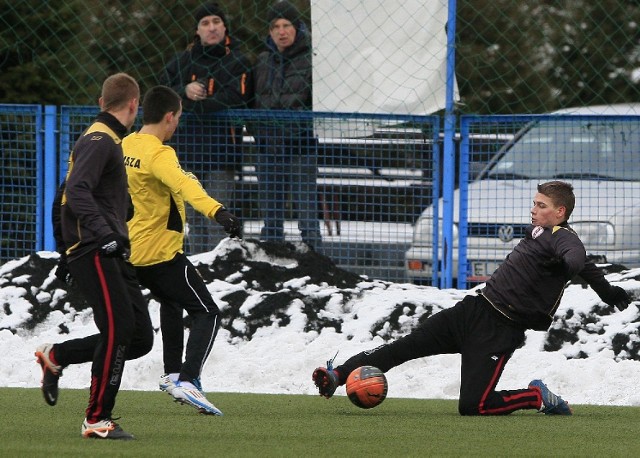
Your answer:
[599,285,631,311]
[215,208,242,238]
[592,283,631,311]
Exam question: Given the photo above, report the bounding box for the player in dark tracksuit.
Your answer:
[35,73,153,440]
[313,181,631,415]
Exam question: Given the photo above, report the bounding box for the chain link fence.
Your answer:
[2,1,639,111]
[2,1,640,283]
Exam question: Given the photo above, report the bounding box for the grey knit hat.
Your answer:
[267,1,301,27]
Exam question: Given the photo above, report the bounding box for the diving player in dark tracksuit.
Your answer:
[313,181,631,415]
[35,73,153,440]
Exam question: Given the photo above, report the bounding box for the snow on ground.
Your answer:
[2,238,640,407]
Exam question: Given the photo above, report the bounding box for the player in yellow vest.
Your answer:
[123,85,241,415]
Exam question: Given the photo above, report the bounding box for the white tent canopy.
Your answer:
[311,0,458,116]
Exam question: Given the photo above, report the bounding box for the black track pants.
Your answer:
[135,253,221,382]
[334,294,541,415]
[59,253,153,422]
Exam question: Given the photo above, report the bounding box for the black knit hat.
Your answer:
[267,1,301,26]
[195,3,227,29]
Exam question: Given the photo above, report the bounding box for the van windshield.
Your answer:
[487,119,640,181]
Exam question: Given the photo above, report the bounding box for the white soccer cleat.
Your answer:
[171,381,223,416]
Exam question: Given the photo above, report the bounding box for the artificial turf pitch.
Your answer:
[3,387,640,456]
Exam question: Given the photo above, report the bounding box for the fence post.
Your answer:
[457,116,471,290]
[440,0,458,288]
[43,105,57,252]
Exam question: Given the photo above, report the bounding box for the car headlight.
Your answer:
[412,218,458,246]
[571,222,615,245]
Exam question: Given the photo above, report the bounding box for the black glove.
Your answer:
[215,208,242,238]
[54,252,73,285]
[99,233,130,259]
[597,285,631,311]
[540,256,565,273]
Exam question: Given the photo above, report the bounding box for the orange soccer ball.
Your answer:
[346,366,388,409]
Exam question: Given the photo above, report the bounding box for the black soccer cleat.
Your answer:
[82,418,135,440]
[312,353,340,399]
[35,343,62,406]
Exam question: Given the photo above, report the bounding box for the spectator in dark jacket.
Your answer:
[161,2,252,253]
[251,1,322,250]
[313,181,632,416]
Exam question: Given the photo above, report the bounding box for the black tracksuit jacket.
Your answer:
[482,222,611,330]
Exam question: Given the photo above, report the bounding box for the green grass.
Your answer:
[3,387,640,457]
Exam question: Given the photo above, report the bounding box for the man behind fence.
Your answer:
[251,1,322,250]
[160,2,252,254]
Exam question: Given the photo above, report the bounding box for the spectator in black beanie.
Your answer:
[160,2,252,255]
[195,3,227,31]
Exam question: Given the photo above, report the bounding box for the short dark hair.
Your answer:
[537,181,575,220]
[142,86,181,124]
[101,73,139,112]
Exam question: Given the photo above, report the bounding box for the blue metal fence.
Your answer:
[1,104,439,283]
[5,104,638,288]
[0,105,44,260]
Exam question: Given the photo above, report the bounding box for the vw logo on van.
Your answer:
[497,225,514,243]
